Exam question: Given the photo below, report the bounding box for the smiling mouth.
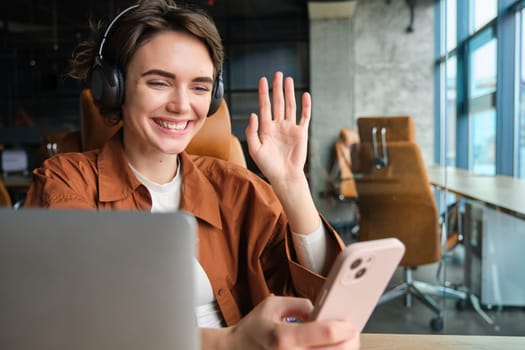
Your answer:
[154,119,189,131]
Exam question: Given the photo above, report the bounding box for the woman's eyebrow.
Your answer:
[142,69,175,79]
[141,69,213,84]
[193,76,214,84]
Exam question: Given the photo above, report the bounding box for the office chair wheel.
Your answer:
[455,298,468,311]
[430,316,444,331]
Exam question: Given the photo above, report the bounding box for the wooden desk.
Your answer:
[427,164,525,306]
[426,164,525,218]
[361,333,525,350]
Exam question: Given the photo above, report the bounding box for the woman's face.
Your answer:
[121,30,214,157]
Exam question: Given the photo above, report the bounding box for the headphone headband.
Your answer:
[97,5,139,60]
[90,3,224,116]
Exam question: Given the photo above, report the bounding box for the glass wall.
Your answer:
[468,38,497,175]
[447,0,457,51]
[517,9,525,178]
[435,0,525,337]
[436,0,524,177]
[470,0,498,32]
[446,55,457,166]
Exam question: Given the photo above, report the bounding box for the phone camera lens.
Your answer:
[350,258,362,270]
[355,267,366,279]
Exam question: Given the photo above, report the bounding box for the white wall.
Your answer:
[353,0,435,162]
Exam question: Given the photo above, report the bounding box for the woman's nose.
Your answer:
[166,88,190,113]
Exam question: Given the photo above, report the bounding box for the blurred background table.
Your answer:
[361,333,525,349]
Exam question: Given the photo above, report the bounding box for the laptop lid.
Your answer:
[0,209,198,350]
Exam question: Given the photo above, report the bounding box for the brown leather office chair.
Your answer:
[38,131,82,161]
[354,115,445,330]
[58,89,247,167]
[80,89,122,152]
[332,128,360,200]
[185,95,247,167]
[0,177,12,207]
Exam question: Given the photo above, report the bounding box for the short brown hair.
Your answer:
[68,0,223,122]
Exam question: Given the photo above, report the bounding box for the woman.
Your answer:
[25,0,359,348]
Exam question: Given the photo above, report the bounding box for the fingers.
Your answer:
[284,76,296,123]
[272,71,285,121]
[245,113,261,155]
[235,296,359,350]
[293,320,357,347]
[265,295,314,321]
[258,77,271,123]
[299,92,311,128]
[258,71,300,123]
[262,296,358,348]
[270,320,358,349]
[275,72,297,123]
[274,321,358,349]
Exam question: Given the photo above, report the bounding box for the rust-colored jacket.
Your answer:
[25,133,344,326]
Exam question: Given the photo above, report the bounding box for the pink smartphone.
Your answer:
[310,238,405,332]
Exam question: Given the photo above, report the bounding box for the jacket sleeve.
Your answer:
[285,215,345,302]
[24,160,96,209]
[249,174,345,304]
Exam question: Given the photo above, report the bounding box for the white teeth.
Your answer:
[156,120,188,130]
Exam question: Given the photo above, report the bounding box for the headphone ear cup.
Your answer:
[90,57,125,110]
[207,71,224,116]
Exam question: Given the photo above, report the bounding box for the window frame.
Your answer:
[435,0,525,177]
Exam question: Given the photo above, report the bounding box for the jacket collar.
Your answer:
[178,152,222,230]
[97,131,222,230]
[98,131,142,202]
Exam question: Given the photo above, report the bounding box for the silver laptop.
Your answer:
[0,209,198,350]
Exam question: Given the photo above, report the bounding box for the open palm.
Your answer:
[245,72,311,184]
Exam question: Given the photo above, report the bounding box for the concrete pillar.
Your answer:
[308,1,357,212]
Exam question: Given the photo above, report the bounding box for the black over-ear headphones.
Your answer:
[90,4,224,116]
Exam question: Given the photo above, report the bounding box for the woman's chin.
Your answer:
[153,135,193,155]
[159,145,187,155]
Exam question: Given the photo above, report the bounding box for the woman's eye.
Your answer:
[147,80,168,88]
[194,85,211,93]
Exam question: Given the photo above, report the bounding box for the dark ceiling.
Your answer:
[0,0,314,105]
[0,0,315,56]
[0,0,308,41]
[2,0,309,23]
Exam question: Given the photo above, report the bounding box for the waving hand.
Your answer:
[245,71,311,185]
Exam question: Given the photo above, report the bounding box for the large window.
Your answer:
[447,0,457,51]
[469,38,497,174]
[436,0,525,178]
[470,0,497,32]
[519,8,525,177]
[446,55,457,166]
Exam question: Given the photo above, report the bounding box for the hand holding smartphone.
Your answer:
[310,238,405,332]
